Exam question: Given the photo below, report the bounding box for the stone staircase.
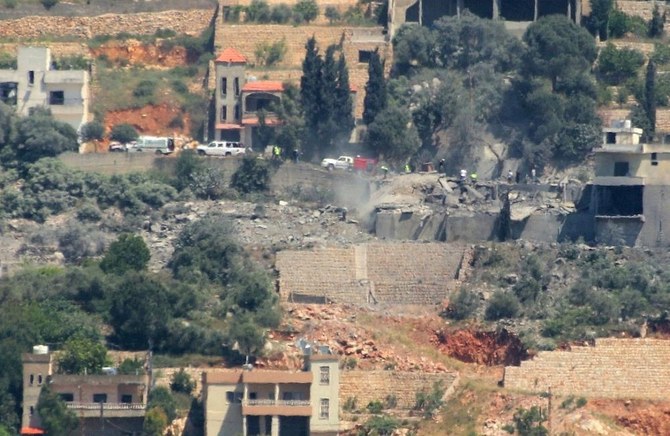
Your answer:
[503,338,670,400]
[276,242,468,306]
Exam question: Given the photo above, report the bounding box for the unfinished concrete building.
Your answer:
[591,120,670,247]
[388,0,588,36]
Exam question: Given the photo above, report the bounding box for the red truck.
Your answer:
[353,156,378,173]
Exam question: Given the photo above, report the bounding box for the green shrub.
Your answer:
[117,357,144,375]
[597,44,645,86]
[513,406,548,436]
[254,39,287,67]
[110,123,138,144]
[58,223,106,264]
[133,79,157,98]
[513,277,542,303]
[485,291,520,320]
[170,80,189,95]
[100,233,150,275]
[384,394,397,409]
[52,55,88,71]
[325,6,341,24]
[40,0,58,10]
[366,400,384,414]
[0,52,16,69]
[246,0,272,22]
[270,4,293,23]
[575,397,587,408]
[359,415,400,435]
[560,396,575,409]
[154,28,177,39]
[231,156,272,194]
[148,386,177,422]
[170,368,196,395]
[80,121,105,142]
[225,5,244,22]
[444,288,479,320]
[413,381,445,418]
[76,202,102,222]
[3,0,17,9]
[293,0,318,23]
[343,396,357,412]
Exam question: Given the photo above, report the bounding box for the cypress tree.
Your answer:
[334,52,354,144]
[300,36,323,159]
[649,5,664,38]
[363,49,387,125]
[317,45,339,152]
[644,60,656,141]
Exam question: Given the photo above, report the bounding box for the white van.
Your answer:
[128,136,175,155]
[196,141,247,157]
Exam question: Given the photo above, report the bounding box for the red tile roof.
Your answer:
[21,428,45,435]
[242,81,284,93]
[216,48,247,64]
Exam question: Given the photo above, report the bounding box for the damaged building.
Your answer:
[591,120,670,247]
[388,0,588,36]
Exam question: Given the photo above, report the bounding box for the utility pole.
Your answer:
[547,386,552,435]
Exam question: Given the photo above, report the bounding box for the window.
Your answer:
[320,366,330,385]
[29,374,34,386]
[49,91,64,105]
[234,104,240,120]
[249,392,257,400]
[59,393,74,402]
[358,50,372,63]
[121,394,132,404]
[614,161,630,177]
[28,71,34,85]
[651,152,659,166]
[37,375,42,385]
[320,399,329,419]
[606,132,616,144]
[233,78,240,96]
[93,393,108,403]
[221,78,227,97]
[29,406,34,416]
[221,105,227,121]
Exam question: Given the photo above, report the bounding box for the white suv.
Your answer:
[196,141,247,157]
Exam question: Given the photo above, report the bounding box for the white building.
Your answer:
[0,47,89,131]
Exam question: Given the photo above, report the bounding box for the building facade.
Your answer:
[0,47,89,131]
[21,346,148,436]
[203,354,340,436]
[591,120,670,246]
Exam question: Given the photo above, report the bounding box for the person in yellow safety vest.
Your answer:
[470,172,478,183]
[273,145,281,160]
[404,163,411,173]
[380,165,389,179]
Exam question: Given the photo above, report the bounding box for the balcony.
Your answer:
[65,402,146,418]
[242,399,312,417]
[593,176,645,186]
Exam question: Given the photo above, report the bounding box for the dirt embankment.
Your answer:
[433,328,529,366]
[91,40,191,68]
[103,103,191,137]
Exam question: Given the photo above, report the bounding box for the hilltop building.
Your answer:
[21,345,148,436]
[0,47,89,131]
[212,47,357,149]
[203,353,340,436]
[591,120,670,246]
[388,0,589,36]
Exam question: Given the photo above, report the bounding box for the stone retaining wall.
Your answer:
[276,242,466,305]
[339,370,458,410]
[0,9,214,39]
[617,1,667,21]
[503,338,670,400]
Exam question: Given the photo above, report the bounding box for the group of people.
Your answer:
[272,145,301,163]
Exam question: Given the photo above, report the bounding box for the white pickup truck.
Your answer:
[321,155,353,171]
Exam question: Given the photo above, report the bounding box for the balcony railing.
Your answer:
[244,399,310,407]
[66,402,145,411]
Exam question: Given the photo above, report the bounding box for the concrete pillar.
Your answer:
[575,0,582,23]
[274,383,280,402]
[534,0,538,21]
[271,416,279,436]
[243,416,248,436]
[492,0,500,19]
[567,0,571,19]
[456,0,463,17]
[419,0,422,25]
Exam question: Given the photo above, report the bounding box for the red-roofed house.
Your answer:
[212,48,357,149]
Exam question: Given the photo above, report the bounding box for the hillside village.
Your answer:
[1,1,670,436]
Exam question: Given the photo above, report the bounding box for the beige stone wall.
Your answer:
[504,338,670,400]
[0,9,214,39]
[275,243,466,305]
[599,108,670,135]
[0,42,90,58]
[616,1,667,21]
[339,370,457,410]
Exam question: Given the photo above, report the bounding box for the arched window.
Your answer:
[38,374,43,385]
[29,374,34,385]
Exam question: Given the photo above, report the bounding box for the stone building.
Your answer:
[0,47,89,131]
[21,345,148,436]
[203,354,340,436]
[591,120,670,246]
[388,0,588,37]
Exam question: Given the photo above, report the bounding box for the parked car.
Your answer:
[321,156,353,171]
[196,141,247,157]
[127,136,175,155]
[108,142,127,152]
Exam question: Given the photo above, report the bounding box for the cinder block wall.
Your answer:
[504,338,670,400]
[616,1,667,21]
[339,370,458,409]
